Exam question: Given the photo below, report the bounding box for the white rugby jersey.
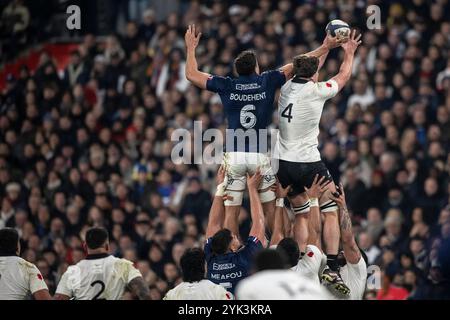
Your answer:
[236,269,333,300]
[56,254,142,300]
[340,257,367,300]
[0,256,48,300]
[276,78,338,162]
[291,245,324,285]
[164,279,233,300]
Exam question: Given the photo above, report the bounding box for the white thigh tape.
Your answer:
[320,200,338,213]
[259,189,276,203]
[292,201,310,215]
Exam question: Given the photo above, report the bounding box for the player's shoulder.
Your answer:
[316,79,338,91]
[113,257,135,268]
[16,257,37,270]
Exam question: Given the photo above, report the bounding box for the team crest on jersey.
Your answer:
[326,82,332,87]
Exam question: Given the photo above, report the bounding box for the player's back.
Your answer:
[277,78,338,162]
[235,269,334,300]
[56,254,141,300]
[206,70,286,152]
[0,256,48,300]
[164,279,232,300]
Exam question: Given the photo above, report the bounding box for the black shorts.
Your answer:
[277,160,333,197]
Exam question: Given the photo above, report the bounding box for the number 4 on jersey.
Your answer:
[281,103,293,123]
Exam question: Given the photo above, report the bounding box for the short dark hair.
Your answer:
[276,238,300,268]
[211,229,232,255]
[180,248,205,282]
[293,55,319,78]
[0,228,19,255]
[85,227,109,250]
[254,249,288,272]
[234,51,257,76]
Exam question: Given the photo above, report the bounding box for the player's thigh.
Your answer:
[249,153,276,203]
[223,152,247,190]
[277,160,305,197]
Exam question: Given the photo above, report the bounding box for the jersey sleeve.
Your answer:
[262,69,287,88]
[204,237,213,261]
[55,270,73,297]
[119,259,142,284]
[240,236,263,262]
[316,79,339,99]
[214,284,233,300]
[27,263,49,294]
[206,75,231,93]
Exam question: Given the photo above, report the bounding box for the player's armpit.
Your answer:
[127,277,151,300]
[32,289,52,300]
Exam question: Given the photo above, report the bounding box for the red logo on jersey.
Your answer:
[37,274,43,280]
[326,82,332,88]
[307,251,314,257]
[226,292,231,300]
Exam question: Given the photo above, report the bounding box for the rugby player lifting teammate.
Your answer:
[184,24,342,237]
[275,30,362,296]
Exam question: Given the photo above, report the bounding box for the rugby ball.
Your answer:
[325,19,350,40]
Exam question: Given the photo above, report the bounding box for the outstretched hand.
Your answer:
[341,29,362,54]
[185,24,202,51]
[323,31,347,49]
[329,182,347,208]
[247,169,263,191]
[304,174,331,199]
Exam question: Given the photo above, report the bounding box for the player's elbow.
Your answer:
[185,69,194,82]
[341,233,355,246]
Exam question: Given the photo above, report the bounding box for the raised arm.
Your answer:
[331,30,361,92]
[280,32,342,79]
[304,175,330,250]
[270,182,291,246]
[205,166,227,239]
[330,183,361,264]
[247,170,267,247]
[185,24,211,89]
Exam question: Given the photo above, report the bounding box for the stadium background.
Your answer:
[1,0,449,300]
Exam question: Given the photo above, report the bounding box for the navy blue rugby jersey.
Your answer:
[206,70,286,152]
[204,236,263,295]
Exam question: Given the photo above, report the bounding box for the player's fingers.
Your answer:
[197,32,202,39]
[320,179,331,189]
[313,174,319,185]
[318,175,326,185]
[357,40,362,45]
[355,32,362,42]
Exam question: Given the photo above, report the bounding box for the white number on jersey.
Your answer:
[240,104,256,128]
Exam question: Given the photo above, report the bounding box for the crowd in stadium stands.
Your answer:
[1,0,450,300]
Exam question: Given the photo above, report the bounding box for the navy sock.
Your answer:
[327,254,339,271]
